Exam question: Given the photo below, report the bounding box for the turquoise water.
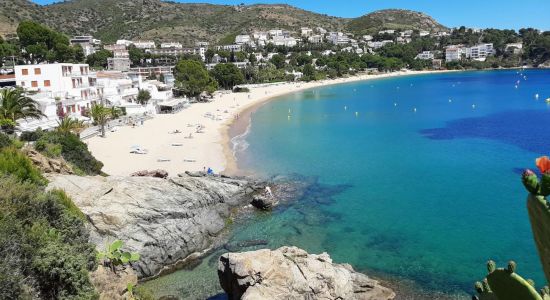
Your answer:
[145,70,550,299]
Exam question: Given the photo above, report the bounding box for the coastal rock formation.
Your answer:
[90,265,137,300]
[130,169,169,179]
[24,147,73,174]
[218,246,396,300]
[47,174,268,278]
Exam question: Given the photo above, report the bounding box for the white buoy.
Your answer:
[394,103,398,107]
[515,85,518,89]
[355,112,359,117]
[449,99,452,103]
[413,108,417,113]
[472,104,476,109]
[344,106,347,110]
[536,94,540,99]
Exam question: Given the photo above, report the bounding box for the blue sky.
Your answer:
[32,0,550,30]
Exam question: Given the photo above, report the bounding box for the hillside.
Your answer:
[0,0,448,45]
[347,9,448,35]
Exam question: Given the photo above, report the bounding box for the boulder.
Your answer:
[130,169,169,179]
[47,174,265,278]
[218,246,396,300]
[251,194,276,210]
[90,265,137,300]
[24,148,73,174]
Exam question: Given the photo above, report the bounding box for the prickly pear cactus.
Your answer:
[527,194,550,284]
[473,279,498,300]
[474,261,542,300]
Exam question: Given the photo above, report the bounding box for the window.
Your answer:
[31,81,38,88]
[44,80,51,87]
[34,68,41,75]
[20,81,25,87]
[22,69,28,75]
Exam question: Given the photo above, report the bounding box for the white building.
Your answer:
[445,46,464,62]
[160,42,183,49]
[268,29,284,37]
[133,40,156,50]
[419,31,430,37]
[116,40,133,47]
[505,43,523,54]
[327,32,350,45]
[270,36,297,47]
[416,51,435,60]
[363,35,373,41]
[253,32,269,41]
[368,40,393,49]
[301,27,314,37]
[468,43,494,61]
[216,44,243,52]
[235,35,251,45]
[107,48,131,72]
[379,29,396,35]
[14,63,100,127]
[308,35,323,44]
[400,30,413,38]
[70,35,101,57]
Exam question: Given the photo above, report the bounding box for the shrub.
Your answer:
[36,132,104,175]
[0,147,46,185]
[0,133,11,149]
[0,176,97,299]
[20,129,44,142]
[232,86,250,93]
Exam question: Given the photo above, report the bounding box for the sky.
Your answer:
[31,0,550,31]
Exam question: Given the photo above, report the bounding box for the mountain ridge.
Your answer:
[0,0,448,45]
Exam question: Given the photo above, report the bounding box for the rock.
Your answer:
[251,194,276,210]
[23,147,73,175]
[183,170,206,177]
[131,169,169,179]
[47,174,265,278]
[218,246,396,300]
[90,265,137,300]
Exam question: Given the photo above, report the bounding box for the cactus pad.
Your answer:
[474,261,543,300]
[527,194,550,284]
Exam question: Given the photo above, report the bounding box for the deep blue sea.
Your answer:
[144,69,550,299]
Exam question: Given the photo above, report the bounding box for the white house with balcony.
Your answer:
[416,51,435,60]
[235,35,251,45]
[132,40,156,49]
[13,63,100,130]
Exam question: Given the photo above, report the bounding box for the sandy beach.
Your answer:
[87,70,450,176]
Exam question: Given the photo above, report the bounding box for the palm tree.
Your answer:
[56,116,86,135]
[110,106,123,119]
[90,103,110,137]
[0,88,44,133]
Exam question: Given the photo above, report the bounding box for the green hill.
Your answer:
[347,9,448,35]
[0,0,448,45]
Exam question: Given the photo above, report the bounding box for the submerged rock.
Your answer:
[251,194,276,210]
[47,174,267,278]
[218,246,396,300]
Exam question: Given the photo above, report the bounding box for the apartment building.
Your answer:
[160,42,183,49]
[14,63,100,128]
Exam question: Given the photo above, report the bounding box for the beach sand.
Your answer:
[87,70,449,176]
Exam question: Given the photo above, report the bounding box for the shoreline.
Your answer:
[86,69,458,177]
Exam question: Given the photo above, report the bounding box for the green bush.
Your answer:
[37,132,103,175]
[0,147,46,185]
[20,129,44,142]
[0,176,98,299]
[0,133,11,149]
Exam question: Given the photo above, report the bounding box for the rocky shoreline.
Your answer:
[47,172,273,278]
[48,172,396,299]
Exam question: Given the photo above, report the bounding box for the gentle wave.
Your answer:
[231,120,251,156]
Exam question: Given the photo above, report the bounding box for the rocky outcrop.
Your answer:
[47,174,268,278]
[24,147,73,174]
[130,169,169,179]
[90,265,137,300]
[218,246,395,300]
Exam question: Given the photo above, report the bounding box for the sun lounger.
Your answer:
[157,158,171,162]
[171,143,183,146]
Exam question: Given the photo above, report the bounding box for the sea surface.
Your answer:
[144,69,550,299]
